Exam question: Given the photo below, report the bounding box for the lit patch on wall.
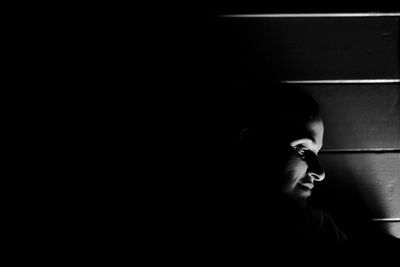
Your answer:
[372,219,400,238]
[388,222,400,238]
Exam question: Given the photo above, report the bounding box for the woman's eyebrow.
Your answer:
[291,138,314,146]
[294,128,317,144]
[293,138,323,152]
[303,131,317,144]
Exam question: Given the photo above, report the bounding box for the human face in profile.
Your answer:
[280,118,325,206]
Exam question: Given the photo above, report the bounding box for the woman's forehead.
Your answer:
[288,119,324,147]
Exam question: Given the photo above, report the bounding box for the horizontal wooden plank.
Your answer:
[311,153,400,221]
[284,79,400,83]
[320,149,400,153]
[211,4,400,15]
[222,13,400,18]
[217,17,399,80]
[301,84,400,150]
[369,221,400,238]
[384,222,400,238]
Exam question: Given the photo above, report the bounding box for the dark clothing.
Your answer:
[197,193,347,263]
[220,194,345,239]
[268,199,348,244]
[175,192,398,265]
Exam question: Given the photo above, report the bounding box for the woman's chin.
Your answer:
[292,188,311,206]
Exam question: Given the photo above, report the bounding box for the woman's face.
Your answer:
[279,118,325,206]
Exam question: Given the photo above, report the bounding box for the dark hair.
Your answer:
[237,81,320,147]
[229,81,322,192]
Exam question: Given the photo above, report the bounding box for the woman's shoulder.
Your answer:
[306,205,348,241]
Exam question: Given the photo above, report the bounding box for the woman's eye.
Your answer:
[294,147,307,159]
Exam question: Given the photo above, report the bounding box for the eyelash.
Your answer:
[293,146,307,159]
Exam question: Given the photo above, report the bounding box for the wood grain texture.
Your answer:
[302,84,400,150]
[311,153,400,219]
[217,17,399,81]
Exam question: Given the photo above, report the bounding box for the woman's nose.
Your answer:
[308,156,325,182]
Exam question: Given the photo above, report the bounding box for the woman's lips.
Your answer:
[299,183,314,190]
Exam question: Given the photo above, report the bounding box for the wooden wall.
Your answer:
[217,13,400,238]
